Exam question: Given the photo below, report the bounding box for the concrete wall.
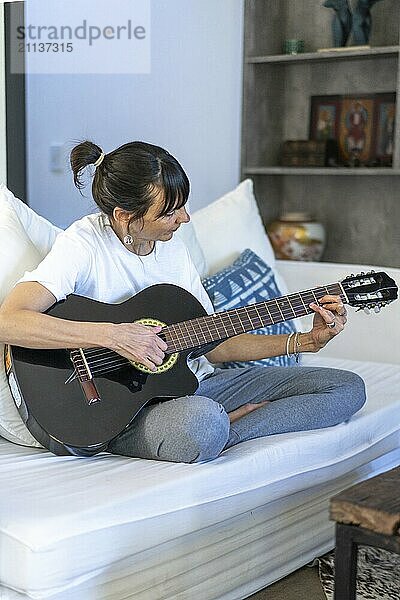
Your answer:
[25,0,244,228]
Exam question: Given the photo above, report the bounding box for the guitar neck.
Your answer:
[162,282,345,354]
[67,271,395,385]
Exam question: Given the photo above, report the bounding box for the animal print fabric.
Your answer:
[318,547,400,599]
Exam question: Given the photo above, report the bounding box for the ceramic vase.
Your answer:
[267,212,326,261]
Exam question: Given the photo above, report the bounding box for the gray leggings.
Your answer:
[108,366,366,463]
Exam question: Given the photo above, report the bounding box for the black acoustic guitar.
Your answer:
[4,271,397,456]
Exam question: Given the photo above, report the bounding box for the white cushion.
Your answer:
[191,179,276,273]
[174,220,208,278]
[191,179,289,295]
[0,185,60,446]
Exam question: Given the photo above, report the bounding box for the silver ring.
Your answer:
[326,320,336,329]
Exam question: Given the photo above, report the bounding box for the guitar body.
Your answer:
[7,285,207,456]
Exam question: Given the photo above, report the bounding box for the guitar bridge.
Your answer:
[69,349,101,405]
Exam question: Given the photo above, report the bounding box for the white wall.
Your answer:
[0,6,6,184]
[26,0,244,228]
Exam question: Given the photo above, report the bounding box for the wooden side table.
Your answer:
[330,466,400,600]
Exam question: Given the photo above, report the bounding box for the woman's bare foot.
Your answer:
[229,400,270,424]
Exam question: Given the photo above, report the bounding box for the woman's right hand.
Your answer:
[108,323,168,372]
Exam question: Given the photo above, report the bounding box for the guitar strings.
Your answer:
[79,286,337,364]
[161,284,344,350]
[80,285,344,372]
[162,284,344,351]
[69,284,345,380]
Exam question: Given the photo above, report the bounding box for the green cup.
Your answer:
[283,39,305,55]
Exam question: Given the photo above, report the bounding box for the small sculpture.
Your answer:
[351,0,384,45]
[323,0,353,47]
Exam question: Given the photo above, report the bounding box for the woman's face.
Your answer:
[125,189,190,243]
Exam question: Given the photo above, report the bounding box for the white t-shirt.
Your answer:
[20,213,215,381]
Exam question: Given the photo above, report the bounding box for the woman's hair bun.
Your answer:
[68,139,190,220]
[70,140,104,190]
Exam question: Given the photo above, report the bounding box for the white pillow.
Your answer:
[174,220,208,278]
[191,179,277,275]
[191,179,290,300]
[0,186,60,447]
[0,184,61,259]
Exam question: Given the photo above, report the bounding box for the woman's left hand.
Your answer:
[309,295,347,351]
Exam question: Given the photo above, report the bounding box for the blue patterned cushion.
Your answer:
[202,249,297,368]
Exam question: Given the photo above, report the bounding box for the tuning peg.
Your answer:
[374,305,381,314]
[364,307,371,315]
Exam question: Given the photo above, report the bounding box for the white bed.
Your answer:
[1,356,399,600]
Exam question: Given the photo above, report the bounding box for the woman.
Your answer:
[0,140,366,462]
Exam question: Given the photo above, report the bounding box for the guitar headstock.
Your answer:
[341,271,398,312]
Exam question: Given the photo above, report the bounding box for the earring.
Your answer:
[123,234,133,245]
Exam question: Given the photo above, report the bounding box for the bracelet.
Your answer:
[286,331,303,362]
[293,332,302,363]
[286,332,295,358]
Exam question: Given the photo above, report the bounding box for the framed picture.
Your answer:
[309,95,341,143]
[374,93,396,165]
[339,95,375,163]
[309,93,396,166]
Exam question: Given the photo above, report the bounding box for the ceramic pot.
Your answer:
[267,212,326,261]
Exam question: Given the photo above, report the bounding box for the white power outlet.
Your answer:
[49,144,65,172]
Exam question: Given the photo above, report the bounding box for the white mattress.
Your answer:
[0,356,399,600]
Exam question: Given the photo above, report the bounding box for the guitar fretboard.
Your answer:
[162,283,345,353]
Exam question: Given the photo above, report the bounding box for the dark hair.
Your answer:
[70,140,190,220]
